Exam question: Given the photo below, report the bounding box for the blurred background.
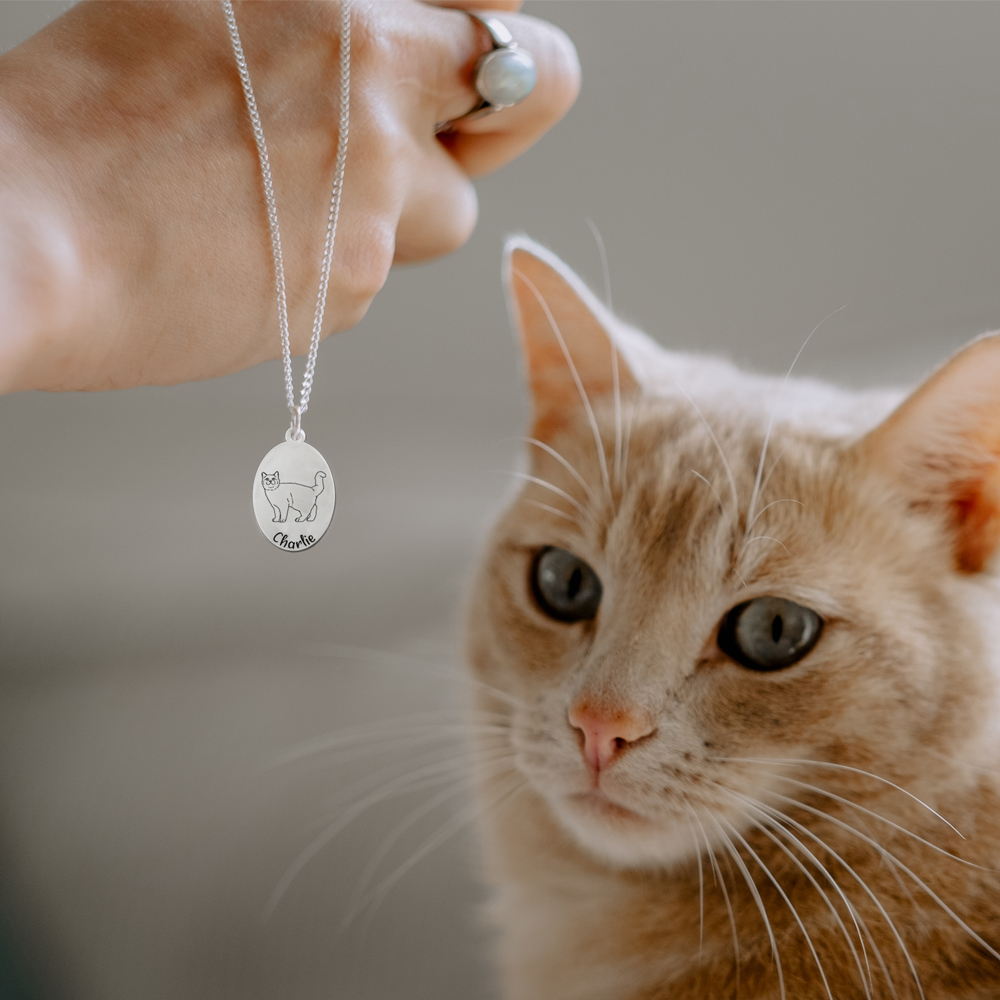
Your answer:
[3,2,1000,998]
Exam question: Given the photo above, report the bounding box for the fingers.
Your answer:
[355,2,579,265]
[394,141,478,264]
[430,8,580,178]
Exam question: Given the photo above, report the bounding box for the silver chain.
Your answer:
[221,0,351,440]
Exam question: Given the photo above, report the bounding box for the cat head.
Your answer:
[466,237,1000,869]
[261,472,280,491]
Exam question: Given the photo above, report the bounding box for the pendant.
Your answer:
[252,432,335,552]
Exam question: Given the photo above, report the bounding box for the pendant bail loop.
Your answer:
[288,405,306,442]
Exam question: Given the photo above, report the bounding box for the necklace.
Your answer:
[222,0,351,552]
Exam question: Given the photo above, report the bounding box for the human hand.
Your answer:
[0,0,579,393]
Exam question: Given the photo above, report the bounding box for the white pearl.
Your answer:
[477,49,537,109]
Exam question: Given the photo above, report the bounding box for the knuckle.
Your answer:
[341,219,395,323]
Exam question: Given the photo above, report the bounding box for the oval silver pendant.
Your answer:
[252,436,335,552]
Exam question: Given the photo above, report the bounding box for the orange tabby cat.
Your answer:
[465,238,1000,999]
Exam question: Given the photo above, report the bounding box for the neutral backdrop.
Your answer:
[3,3,1000,999]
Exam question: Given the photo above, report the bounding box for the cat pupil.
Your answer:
[718,595,823,671]
[531,547,603,623]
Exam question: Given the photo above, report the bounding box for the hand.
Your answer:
[0,0,579,393]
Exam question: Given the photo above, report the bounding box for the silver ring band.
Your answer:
[435,12,537,133]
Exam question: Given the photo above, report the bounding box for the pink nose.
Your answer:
[568,703,657,773]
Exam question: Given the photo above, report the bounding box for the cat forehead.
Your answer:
[614,321,903,440]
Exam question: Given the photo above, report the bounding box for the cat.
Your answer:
[260,470,326,523]
[464,236,1000,999]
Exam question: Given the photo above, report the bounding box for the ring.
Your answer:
[435,12,537,133]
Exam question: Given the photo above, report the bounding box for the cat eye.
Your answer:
[718,596,823,672]
[532,547,603,623]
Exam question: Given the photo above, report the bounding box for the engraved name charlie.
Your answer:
[273,532,318,550]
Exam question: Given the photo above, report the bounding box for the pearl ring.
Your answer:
[435,12,537,133]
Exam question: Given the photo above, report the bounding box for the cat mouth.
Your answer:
[568,790,650,825]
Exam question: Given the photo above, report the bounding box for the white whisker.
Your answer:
[751,797,922,999]
[745,304,847,537]
[346,771,528,935]
[691,470,726,515]
[342,758,520,932]
[753,771,979,868]
[689,805,740,970]
[513,267,612,501]
[767,790,1000,965]
[669,381,739,522]
[503,470,589,517]
[740,535,790,557]
[708,810,785,1000]
[621,398,637,492]
[719,756,965,839]
[723,790,873,999]
[519,437,596,502]
[265,748,515,920]
[301,642,526,711]
[720,814,833,1000]
[273,714,509,767]
[524,499,578,523]
[745,498,804,533]
[584,218,623,494]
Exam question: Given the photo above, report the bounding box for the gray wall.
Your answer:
[2,2,1000,998]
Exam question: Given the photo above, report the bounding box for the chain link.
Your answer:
[221,0,351,432]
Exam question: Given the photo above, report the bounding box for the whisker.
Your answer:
[301,641,526,711]
[718,755,965,839]
[758,812,895,1000]
[722,790,873,999]
[750,797,920,1000]
[312,739,509,822]
[519,437,597,502]
[501,470,589,517]
[740,535,790,557]
[523,499,578,523]
[669,381,739,522]
[512,267,611,501]
[281,727,510,772]
[691,470,726,515]
[708,810,784,1000]
[745,304,847,537]
[750,769,979,868]
[347,771,528,935]
[585,217,613,313]
[584,218,623,494]
[265,748,517,919]
[719,814,833,1000]
[620,398,637,492]
[688,805,740,971]
[767,790,1000,965]
[680,805,706,956]
[342,759,520,932]
[274,715,510,766]
[745,499,805,534]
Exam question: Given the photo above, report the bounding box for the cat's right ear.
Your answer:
[860,332,1000,573]
[504,237,639,441]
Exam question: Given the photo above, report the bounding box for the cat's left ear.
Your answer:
[861,332,1000,572]
[504,236,639,441]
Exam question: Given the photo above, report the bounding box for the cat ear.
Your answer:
[504,237,639,440]
[861,332,1000,573]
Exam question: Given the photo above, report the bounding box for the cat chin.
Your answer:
[551,792,699,869]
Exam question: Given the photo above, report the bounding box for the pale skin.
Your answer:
[0,0,580,394]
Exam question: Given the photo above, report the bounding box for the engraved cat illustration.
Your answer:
[261,470,326,523]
